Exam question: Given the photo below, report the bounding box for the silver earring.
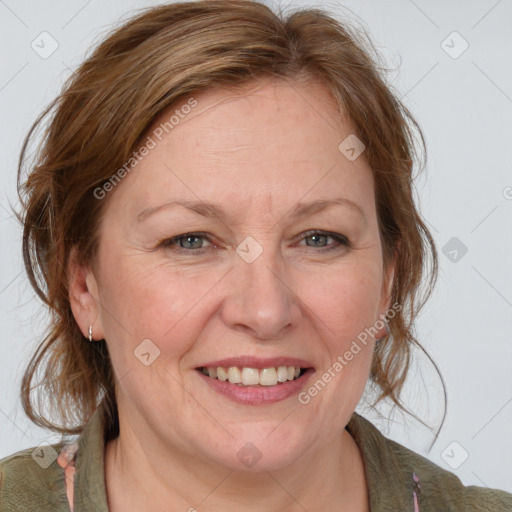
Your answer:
[88,325,93,342]
[376,321,390,343]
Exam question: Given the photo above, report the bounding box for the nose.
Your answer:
[220,243,302,340]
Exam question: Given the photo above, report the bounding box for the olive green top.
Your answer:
[1,404,511,511]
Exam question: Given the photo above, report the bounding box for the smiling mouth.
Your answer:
[196,366,308,386]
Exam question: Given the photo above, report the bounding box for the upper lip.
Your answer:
[197,356,314,370]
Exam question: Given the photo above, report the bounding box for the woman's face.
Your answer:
[82,79,394,470]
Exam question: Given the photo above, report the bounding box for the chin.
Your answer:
[200,426,312,473]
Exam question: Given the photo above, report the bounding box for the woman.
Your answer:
[1,1,510,511]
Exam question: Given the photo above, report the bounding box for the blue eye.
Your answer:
[300,230,350,252]
[159,230,350,255]
[161,232,212,252]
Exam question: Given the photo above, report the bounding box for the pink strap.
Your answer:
[412,472,421,511]
[56,443,79,512]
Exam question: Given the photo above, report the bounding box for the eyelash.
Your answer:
[159,230,350,255]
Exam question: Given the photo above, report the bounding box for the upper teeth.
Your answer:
[201,366,302,386]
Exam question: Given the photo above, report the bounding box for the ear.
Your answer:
[380,253,396,312]
[68,246,105,341]
[375,247,398,337]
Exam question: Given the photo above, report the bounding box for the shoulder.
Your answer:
[387,435,512,511]
[0,442,71,511]
[350,412,512,511]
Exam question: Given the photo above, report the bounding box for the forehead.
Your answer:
[109,78,375,221]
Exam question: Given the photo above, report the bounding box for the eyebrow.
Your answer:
[136,197,366,224]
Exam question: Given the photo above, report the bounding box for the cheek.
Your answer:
[302,258,383,344]
[96,253,222,362]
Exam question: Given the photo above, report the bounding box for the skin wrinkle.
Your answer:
[70,79,393,512]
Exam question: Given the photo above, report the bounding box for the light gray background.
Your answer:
[1,0,511,494]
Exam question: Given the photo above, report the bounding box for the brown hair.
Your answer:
[17,0,444,442]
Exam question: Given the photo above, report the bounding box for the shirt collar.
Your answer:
[73,404,110,512]
[72,405,413,511]
[346,412,415,510]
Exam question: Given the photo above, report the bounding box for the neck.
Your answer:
[104,411,369,512]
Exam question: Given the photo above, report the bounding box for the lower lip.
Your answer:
[196,369,315,405]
